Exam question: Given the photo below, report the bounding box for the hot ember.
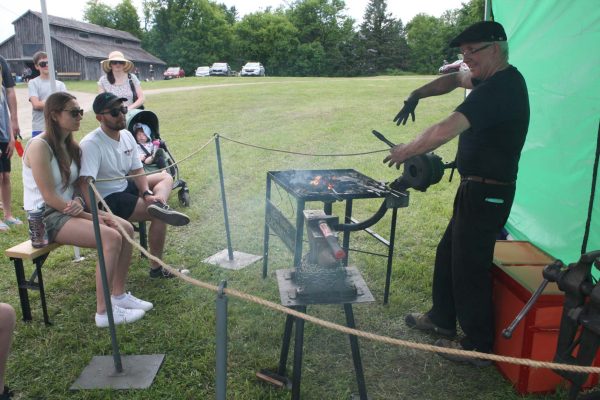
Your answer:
[310,175,335,190]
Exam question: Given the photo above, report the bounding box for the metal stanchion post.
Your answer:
[215,134,234,260]
[216,280,228,400]
[203,134,262,270]
[88,180,123,372]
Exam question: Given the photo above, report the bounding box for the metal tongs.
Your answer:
[372,129,396,148]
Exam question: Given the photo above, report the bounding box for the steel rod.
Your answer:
[88,181,122,373]
[216,281,228,400]
[214,134,234,260]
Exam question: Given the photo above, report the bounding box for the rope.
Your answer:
[87,180,600,375]
[96,135,216,182]
[218,134,389,157]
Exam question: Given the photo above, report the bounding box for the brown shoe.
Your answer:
[434,338,492,367]
[404,313,456,338]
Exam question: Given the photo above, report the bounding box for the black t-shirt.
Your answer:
[455,65,529,182]
[0,56,16,89]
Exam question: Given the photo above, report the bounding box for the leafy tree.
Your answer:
[114,0,143,38]
[234,11,299,75]
[145,0,234,73]
[83,0,115,28]
[357,0,408,74]
[286,0,355,76]
[405,14,447,74]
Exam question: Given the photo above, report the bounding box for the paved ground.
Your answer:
[15,87,96,139]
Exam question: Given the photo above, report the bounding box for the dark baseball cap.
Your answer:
[449,21,507,47]
[92,92,127,114]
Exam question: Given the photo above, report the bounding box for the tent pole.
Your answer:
[581,122,600,254]
[484,0,492,21]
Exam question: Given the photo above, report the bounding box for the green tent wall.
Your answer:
[493,1,600,263]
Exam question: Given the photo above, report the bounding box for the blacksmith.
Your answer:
[384,21,530,365]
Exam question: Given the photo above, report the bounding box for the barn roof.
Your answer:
[53,36,165,65]
[28,11,140,42]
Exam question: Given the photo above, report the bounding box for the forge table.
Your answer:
[262,169,405,304]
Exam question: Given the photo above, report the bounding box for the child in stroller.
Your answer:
[126,109,190,207]
[133,122,167,170]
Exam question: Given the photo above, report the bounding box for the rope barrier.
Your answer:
[87,181,600,375]
[95,135,216,182]
[218,134,390,157]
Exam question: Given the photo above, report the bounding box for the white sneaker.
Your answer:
[111,292,154,312]
[95,305,145,328]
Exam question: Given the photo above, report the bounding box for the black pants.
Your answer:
[427,180,515,352]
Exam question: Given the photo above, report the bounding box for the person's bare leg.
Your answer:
[55,218,123,314]
[0,303,16,393]
[0,173,13,220]
[110,216,135,294]
[147,171,173,202]
[129,198,166,270]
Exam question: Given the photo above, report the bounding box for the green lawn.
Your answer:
[1,77,571,399]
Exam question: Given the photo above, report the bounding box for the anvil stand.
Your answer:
[265,267,374,400]
[260,211,374,399]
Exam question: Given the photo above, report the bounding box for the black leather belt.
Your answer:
[461,175,515,186]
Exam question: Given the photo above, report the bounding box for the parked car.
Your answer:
[163,67,185,79]
[209,62,231,76]
[438,58,469,74]
[195,66,210,77]
[240,62,265,77]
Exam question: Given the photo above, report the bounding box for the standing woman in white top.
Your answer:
[22,92,152,328]
[98,51,145,109]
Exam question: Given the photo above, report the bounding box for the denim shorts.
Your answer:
[43,206,72,243]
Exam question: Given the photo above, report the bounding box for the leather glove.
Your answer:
[393,98,418,126]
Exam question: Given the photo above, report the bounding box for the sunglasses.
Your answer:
[100,106,128,117]
[37,61,48,67]
[110,61,126,66]
[65,108,84,118]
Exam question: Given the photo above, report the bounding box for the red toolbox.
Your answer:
[492,241,600,394]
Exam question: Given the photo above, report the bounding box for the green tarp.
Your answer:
[493,1,600,265]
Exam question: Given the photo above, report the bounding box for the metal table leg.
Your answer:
[12,258,32,322]
[277,313,296,376]
[293,200,305,268]
[262,175,272,278]
[291,305,307,400]
[344,304,368,400]
[383,207,398,305]
[342,200,353,266]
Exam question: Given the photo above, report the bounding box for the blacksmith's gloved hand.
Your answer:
[393,97,418,126]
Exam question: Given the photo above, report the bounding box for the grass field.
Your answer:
[1,76,571,399]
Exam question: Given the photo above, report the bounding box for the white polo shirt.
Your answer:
[79,127,143,198]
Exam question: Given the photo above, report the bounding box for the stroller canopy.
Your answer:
[126,109,160,139]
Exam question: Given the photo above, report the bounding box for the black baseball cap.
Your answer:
[449,21,507,47]
[93,92,127,114]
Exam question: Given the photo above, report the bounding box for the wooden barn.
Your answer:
[0,10,166,81]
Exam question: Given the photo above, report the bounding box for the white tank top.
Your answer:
[22,137,78,211]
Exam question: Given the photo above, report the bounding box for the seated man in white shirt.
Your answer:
[79,92,190,279]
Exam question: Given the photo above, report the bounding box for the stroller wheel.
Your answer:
[178,187,190,207]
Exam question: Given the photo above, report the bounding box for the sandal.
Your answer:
[0,221,8,231]
[4,217,23,226]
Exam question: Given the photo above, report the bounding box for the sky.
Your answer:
[0,0,465,43]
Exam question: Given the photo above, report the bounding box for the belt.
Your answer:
[461,175,515,186]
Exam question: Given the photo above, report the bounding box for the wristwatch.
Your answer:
[142,189,154,198]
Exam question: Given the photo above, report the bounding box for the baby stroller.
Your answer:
[126,109,190,207]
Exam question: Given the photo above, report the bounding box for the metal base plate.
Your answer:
[276,267,374,306]
[70,354,165,390]
[203,249,262,270]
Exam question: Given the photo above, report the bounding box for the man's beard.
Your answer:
[104,116,126,131]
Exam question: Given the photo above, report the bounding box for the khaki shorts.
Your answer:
[43,206,72,243]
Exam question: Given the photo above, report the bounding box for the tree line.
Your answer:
[84,0,484,76]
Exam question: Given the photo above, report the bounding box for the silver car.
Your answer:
[195,66,210,77]
[209,62,231,76]
[240,62,265,77]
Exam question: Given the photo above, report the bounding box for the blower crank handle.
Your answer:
[502,278,550,339]
[372,130,396,148]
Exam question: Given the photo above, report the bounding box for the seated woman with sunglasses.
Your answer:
[22,92,152,327]
[98,51,145,110]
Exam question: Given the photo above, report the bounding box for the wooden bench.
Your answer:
[5,240,62,324]
[56,72,82,81]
